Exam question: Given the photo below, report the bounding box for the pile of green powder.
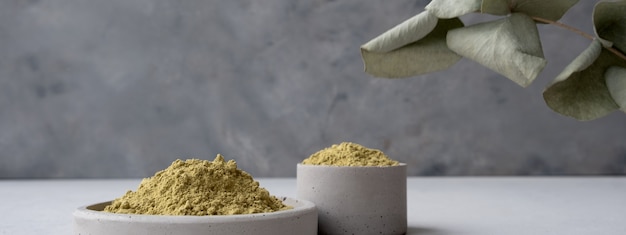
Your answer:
[103,154,290,216]
[302,142,399,166]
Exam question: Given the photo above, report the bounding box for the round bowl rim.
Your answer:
[297,163,407,168]
[74,196,316,223]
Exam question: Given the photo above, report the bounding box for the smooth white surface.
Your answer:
[1,177,625,235]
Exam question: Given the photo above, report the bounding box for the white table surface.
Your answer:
[1,177,625,235]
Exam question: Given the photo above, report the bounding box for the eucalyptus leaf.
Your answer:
[361,11,438,53]
[481,0,511,15]
[605,66,626,111]
[553,40,603,83]
[361,18,464,78]
[593,0,626,53]
[543,44,626,121]
[481,0,579,21]
[446,13,546,87]
[514,0,579,21]
[425,0,482,19]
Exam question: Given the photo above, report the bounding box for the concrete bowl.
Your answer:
[297,163,407,235]
[73,197,317,235]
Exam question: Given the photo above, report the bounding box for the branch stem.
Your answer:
[531,16,626,61]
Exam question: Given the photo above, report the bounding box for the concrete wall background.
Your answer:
[1,0,624,178]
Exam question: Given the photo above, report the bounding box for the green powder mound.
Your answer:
[302,142,400,166]
[103,155,290,216]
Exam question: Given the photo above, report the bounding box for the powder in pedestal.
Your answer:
[103,154,290,216]
[302,142,399,166]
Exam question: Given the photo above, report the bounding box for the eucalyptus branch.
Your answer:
[532,16,626,61]
[361,1,626,121]
[531,16,594,40]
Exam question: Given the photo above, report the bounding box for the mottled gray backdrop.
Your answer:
[1,0,624,178]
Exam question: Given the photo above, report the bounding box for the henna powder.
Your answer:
[104,154,290,215]
[302,142,399,166]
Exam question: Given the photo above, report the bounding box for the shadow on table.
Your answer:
[406,226,450,235]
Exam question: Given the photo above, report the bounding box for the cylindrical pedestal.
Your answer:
[297,163,407,235]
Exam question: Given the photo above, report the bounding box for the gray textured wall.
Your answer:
[1,0,624,178]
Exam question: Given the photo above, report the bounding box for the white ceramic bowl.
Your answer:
[74,197,317,235]
[297,163,407,235]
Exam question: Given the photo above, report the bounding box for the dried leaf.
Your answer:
[514,0,579,21]
[481,0,511,15]
[425,0,482,19]
[446,13,546,87]
[481,0,579,21]
[543,41,626,121]
[605,66,626,111]
[593,0,626,53]
[361,18,464,78]
[361,11,438,53]
[553,40,603,83]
